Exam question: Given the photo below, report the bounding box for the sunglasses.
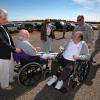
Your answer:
[77,18,82,21]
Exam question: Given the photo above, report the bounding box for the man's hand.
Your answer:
[73,55,80,60]
[35,47,41,52]
[15,48,21,53]
[59,46,64,52]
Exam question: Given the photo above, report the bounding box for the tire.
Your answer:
[67,78,78,91]
[18,62,43,87]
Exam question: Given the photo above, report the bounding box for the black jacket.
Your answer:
[0,25,15,59]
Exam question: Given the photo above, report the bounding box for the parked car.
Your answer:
[18,23,34,33]
[66,23,75,32]
[89,24,98,30]
[35,23,42,31]
[6,23,18,33]
[54,21,63,31]
[54,21,75,32]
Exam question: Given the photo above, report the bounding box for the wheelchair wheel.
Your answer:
[67,78,78,91]
[78,61,90,83]
[18,62,43,87]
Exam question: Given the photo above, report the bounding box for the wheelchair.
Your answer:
[66,60,91,91]
[14,53,49,87]
[54,52,91,92]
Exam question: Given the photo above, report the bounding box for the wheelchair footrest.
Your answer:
[59,87,68,93]
[14,67,20,73]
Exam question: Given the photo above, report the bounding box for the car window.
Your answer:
[7,24,15,27]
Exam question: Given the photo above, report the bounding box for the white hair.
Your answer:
[0,8,8,17]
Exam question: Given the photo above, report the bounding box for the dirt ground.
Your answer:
[0,30,100,100]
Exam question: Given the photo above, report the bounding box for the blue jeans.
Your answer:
[42,37,52,52]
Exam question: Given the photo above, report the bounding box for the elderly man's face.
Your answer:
[19,29,30,40]
[0,14,8,25]
[73,32,81,43]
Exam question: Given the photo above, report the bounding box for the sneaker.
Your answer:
[47,75,57,86]
[55,80,63,90]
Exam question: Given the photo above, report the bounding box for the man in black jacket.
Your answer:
[0,8,20,90]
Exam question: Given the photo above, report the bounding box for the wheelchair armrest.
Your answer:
[75,60,89,63]
[76,59,96,64]
[55,51,63,60]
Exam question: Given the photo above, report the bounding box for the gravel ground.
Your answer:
[0,30,100,100]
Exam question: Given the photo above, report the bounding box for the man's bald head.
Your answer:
[18,29,30,40]
[73,31,84,43]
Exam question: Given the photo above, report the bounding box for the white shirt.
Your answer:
[47,26,51,36]
[63,40,81,61]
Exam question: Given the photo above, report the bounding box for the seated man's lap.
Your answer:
[64,63,74,71]
[56,56,74,68]
[51,56,74,70]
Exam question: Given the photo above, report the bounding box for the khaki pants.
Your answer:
[0,53,14,88]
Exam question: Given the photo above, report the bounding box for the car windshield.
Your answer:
[7,24,15,27]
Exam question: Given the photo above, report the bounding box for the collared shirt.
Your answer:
[47,26,51,36]
[63,40,81,61]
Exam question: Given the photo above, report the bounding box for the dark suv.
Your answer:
[18,23,34,33]
[54,21,75,32]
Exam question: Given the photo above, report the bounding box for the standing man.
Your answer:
[57,21,66,39]
[41,19,55,52]
[62,21,66,39]
[0,8,20,90]
[73,15,94,48]
[57,21,71,39]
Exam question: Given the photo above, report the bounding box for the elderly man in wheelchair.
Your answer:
[47,31,90,92]
[14,29,57,87]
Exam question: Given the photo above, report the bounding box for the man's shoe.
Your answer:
[55,80,63,90]
[47,75,57,86]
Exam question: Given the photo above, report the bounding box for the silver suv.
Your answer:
[6,23,18,33]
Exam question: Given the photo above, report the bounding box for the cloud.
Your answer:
[72,0,100,10]
[72,0,100,6]
[74,10,100,21]
[72,0,100,21]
